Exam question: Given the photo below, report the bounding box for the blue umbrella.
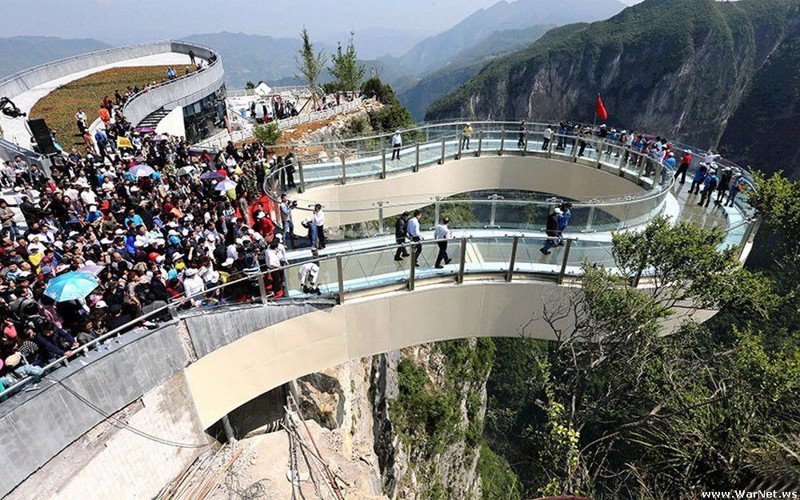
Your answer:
[44,272,99,302]
[199,170,224,180]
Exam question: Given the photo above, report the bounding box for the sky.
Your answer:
[2,0,645,44]
[3,0,506,44]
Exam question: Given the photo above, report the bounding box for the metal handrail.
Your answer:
[0,220,753,402]
[257,128,677,211]
[122,46,220,125]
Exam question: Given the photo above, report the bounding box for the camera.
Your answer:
[290,200,298,208]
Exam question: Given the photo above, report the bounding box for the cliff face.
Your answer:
[425,0,800,173]
[294,338,495,499]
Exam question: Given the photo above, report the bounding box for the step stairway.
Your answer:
[137,107,171,129]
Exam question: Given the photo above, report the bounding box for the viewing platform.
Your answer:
[0,120,759,498]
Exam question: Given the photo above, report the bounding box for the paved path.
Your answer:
[1,52,193,149]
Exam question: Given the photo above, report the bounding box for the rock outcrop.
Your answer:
[293,338,494,499]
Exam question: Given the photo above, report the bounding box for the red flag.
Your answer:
[596,94,608,122]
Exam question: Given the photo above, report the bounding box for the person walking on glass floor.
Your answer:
[394,211,410,261]
[540,203,572,255]
[406,210,423,266]
[391,130,402,160]
[433,216,453,268]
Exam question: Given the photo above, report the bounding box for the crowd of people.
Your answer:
[0,106,750,395]
[0,83,329,394]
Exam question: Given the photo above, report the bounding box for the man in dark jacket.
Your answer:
[35,322,79,361]
[393,212,410,261]
[540,208,561,255]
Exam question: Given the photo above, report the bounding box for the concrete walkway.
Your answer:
[1,52,194,149]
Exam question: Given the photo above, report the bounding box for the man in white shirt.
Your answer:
[391,130,402,161]
[433,217,453,269]
[80,186,98,208]
[406,210,422,266]
[312,203,326,249]
[280,194,295,249]
[542,125,553,150]
[183,268,205,306]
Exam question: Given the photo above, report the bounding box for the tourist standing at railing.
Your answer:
[462,123,473,150]
[393,212,410,262]
[698,168,719,208]
[279,194,295,249]
[674,149,692,184]
[285,152,297,189]
[689,162,709,195]
[433,217,453,269]
[726,171,745,207]
[556,122,567,150]
[540,207,561,256]
[716,166,733,205]
[518,120,527,148]
[542,125,553,151]
[391,130,402,160]
[311,204,326,249]
[407,210,423,266]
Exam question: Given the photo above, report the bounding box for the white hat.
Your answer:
[185,268,197,276]
[114,229,125,235]
[275,233,283,241]
[100,238,113,245]
[95,300,108,309]
[172,252,184,260]
[221,257,234,267]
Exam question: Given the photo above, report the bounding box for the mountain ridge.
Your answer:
[425,0,800,176]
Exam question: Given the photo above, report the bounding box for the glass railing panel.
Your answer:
[564,240,618,277]
[491,202,548,231]
[338,245,410,292]
[513,236,563,276]
[413,238,463,280]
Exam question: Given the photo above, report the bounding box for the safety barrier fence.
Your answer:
[0,218,757,403]
[193,99,363,149]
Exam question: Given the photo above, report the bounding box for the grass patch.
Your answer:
[477,443,523,499]
[29,65,172,151]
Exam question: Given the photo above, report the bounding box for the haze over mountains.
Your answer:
[426,0,800,178]
[0,36,110,77]
[0,0,627,119]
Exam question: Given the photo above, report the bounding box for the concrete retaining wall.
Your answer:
[0,41,208,100]
[123,60,225,126]
[184,301,335,357]
[0,324,187,498]
[6,371,207,500]
[0,40,220,172]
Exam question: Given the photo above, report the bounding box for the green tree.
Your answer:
[295,27,327,107]
[369,104,414,134]
[329,31,366,96]
[484,215,787,497]
[361,76,399,105]
[253,122,282,146]
[245,80,255,90]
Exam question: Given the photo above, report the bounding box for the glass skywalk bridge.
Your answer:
[0,121,759,401]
